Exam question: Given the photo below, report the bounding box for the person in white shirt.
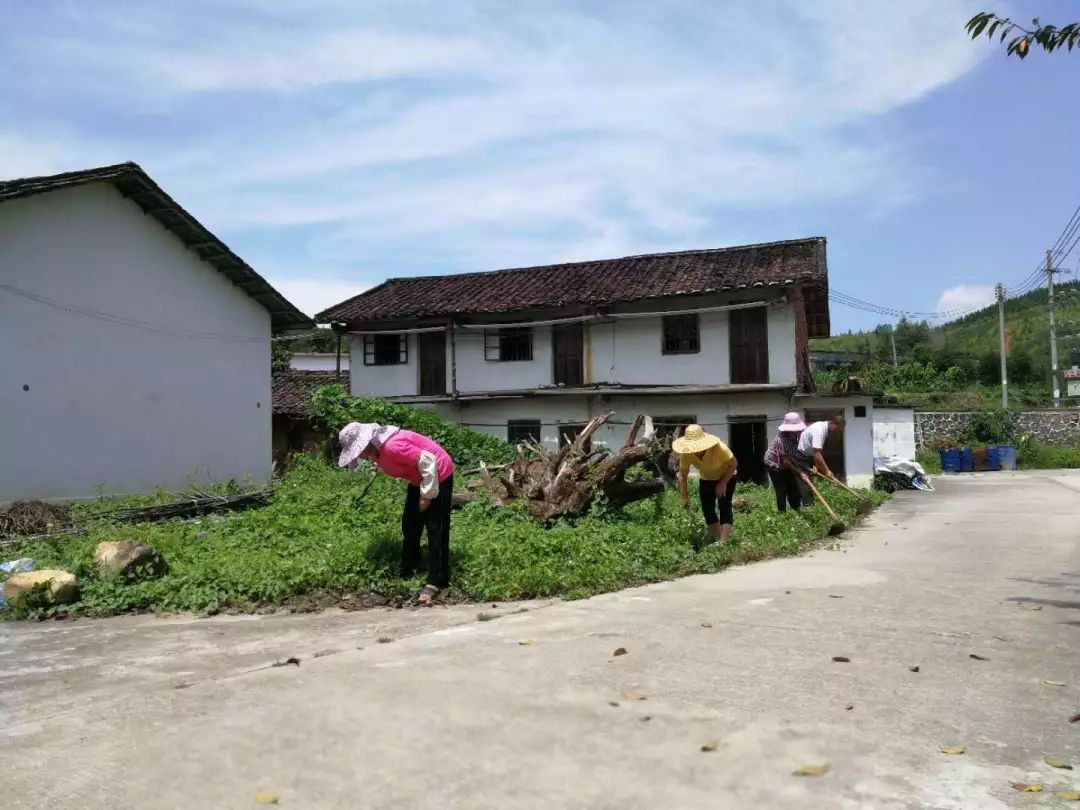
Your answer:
[795,418,842,480]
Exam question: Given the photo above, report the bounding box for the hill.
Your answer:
[811,282,1080,409]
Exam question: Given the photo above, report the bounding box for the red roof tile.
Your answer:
[272,371,346,417]
[318,237,827,325]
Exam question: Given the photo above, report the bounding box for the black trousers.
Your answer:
[767,467,802,512]
[401,475,453,588]
[699,477,737,526]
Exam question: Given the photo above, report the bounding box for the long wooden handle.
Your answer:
[800,473,841,521]
[810,468,868,500]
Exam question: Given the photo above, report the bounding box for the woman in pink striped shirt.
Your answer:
[338,422,455,605]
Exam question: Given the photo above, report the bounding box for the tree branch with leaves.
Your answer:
[966,12,1079,58]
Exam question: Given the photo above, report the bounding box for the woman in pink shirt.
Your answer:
[338,422,455,605]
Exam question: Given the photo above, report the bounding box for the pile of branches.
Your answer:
[466,412,674,522]
[108,490,272,524]
[0,500,72,536]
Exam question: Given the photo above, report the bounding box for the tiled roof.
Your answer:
[272,371,346,417]
[0,162,313,332]
[318,237,828,327]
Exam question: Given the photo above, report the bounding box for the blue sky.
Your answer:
[2,0,1078,329]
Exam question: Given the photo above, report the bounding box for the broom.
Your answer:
[799,472,846,536]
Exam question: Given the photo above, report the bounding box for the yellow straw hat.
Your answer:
[672,424,721,454]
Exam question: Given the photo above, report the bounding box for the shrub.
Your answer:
[310,384,514,468]
[962,409,1015,445]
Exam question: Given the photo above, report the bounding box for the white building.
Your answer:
[290,352,349,372]
[0,162,312,503]
[319,238,875,486]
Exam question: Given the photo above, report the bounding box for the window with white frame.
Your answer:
[363,333,408,366]
[484,326,533,362]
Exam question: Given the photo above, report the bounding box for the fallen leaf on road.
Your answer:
[939,746,966,755]
[1045,756,1072,769]
[701,622,713,628]
[828,594,844,599]
[1011,783,1043,792]
[518,640,533,646]
[969,654,988,661]
[793,764,829,777]
[1043,680,1066,687]
[832,656,851,663]
[845,704,854,711]
[640,715,652,722]
[623,691,647,701]
[909,666,920,673]
[272,657,300,668]
[608,701,619,707]
[613,647,628,657]
[701,742,718,752]
[254,793,279,805]
[376,637,393,644]
[1055,791,1080,801]
[1020,604,1043,611]
[1070,713,1080,723]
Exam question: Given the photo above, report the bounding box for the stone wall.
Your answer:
[915,410,1080,450]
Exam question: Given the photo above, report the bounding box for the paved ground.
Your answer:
[3,472,1079,809]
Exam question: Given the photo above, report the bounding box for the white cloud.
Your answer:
[266,277,367,318]
[936,284,996,316]
[1,0,989,281]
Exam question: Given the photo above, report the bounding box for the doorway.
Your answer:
[418,331,447,396]
[803,408,846,481]
[729,417,768,485]
[552,323,584,386]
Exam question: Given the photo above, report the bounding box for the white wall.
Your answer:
[0,183,272,502]
[349,334,418,396]
[455,325,553,392]
[873,407,916,460]
[798,395,875,488]
[291,352,348,372]
[433,391,794,451]
[348,295,799,397]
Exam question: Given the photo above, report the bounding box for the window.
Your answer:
[662,314,700,355]
[652,415,697,440]
[485,327,533,362]
[507,419,542,445]
[558,423,591,452]
[363,333,407,366]
[854,405,867,418]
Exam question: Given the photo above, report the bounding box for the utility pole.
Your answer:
[997,283,1008,410]
[1048,249,1060,407]
[890,327,898,368]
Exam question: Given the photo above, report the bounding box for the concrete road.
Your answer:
[3,472,1079,809]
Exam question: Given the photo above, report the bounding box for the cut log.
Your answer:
[468,412,673,523]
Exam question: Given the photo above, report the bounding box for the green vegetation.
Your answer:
[1017,437,1080,470]
[4,455,883,619]
[311,384,514,468]
[812,283,1080,409]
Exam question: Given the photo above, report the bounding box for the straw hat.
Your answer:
[672,424,721,455]
[778,412,807,433]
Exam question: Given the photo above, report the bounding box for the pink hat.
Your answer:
[337,422,400,468]
[777,412,807,433]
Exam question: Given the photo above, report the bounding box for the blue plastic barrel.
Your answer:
[986,446,1001,471]
[998,445,1017,471]
[960,448,974,472]
[941,449,961,472]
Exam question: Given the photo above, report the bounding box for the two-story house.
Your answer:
[318,238,874,486]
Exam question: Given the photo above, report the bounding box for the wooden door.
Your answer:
[552,323,584,386]
[418,331,447,396]
[804,408,845,480]
[730,308,769,384]
[729,418,768,485]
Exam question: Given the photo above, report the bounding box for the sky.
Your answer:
[2,0,1078,329]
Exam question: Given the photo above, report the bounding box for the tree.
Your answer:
[966,12,1080,58]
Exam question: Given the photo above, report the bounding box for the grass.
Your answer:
[4,455,886,619]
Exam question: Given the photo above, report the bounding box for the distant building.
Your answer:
[290,352,349,372]
[0,162,312,503]
[319,238,877,486]
[810,349,868,371]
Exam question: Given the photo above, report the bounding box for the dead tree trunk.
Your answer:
[465,412,672,522]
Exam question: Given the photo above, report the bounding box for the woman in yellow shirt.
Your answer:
[674,424,739,542]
